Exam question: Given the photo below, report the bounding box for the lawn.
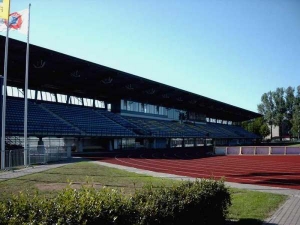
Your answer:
[0,162,287,225]
[0,162,180,199]
[228,188,287,225]
[289,143,300,147]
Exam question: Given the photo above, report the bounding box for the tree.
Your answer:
[257,91,275,139]
[259,123,270,138]
[291,104,300,139]
[285,86,295,120]
[291,86,300,139]
[272,88,286,141]
[241,117,270,138]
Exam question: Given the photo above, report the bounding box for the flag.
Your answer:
[0,0,10,20]
[0,9,28,34]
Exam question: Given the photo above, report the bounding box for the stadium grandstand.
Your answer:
[0,36,261,155]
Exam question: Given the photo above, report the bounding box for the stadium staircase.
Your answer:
[96,111,151,136]
[162,121,205,137]
[124,117,182,137]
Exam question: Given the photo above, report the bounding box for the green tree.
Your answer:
[291,86,300,139]
[285,86,295,120]
[257,91,275,139]
[259,123,270,138]
[272,88,286,141]
[292,105,300,139]
[242,117,270,138]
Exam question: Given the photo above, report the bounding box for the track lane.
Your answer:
[87,149,300,190]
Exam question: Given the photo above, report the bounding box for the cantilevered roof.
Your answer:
[0,36,261,122]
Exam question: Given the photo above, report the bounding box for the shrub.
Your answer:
[0,186,135,225]
[132,179,231,225]
[0,179,231,225]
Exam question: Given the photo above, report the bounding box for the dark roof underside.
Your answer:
[0,36,261,122]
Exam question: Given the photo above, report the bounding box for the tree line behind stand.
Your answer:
[243,86,300,140]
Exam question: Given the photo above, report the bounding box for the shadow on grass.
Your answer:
[227,218,273,225]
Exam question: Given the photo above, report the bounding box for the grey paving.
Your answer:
[0,158,299,225]
[0,157,87,181]
[0,163,68,181]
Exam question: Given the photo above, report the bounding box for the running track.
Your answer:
[81,149,300,190]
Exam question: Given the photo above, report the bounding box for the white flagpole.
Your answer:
[24,3,31,166]
[1,18,10,170]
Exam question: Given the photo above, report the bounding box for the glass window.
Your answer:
[95,100,105,108]
[140,103,144,112]
[37,91,42,100]
[7,86,13,96]
[28,89,35,99]
[57,94,67,103]
[123,100,127,110]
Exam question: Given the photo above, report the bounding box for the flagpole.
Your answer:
[1,21,10,170]
[24,3,31,166]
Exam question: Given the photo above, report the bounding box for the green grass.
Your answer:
[0,162,287,225]
[0,162,180,199]
[228,188,287,225]
[289,143,300,147]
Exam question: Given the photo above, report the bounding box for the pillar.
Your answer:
[167,138,171,149]
[0,76,3,169]
[153,139,157,149]
[67,146,72,158]
[37,137,45,153]
[76,138,83,152]
[109,140,113,151]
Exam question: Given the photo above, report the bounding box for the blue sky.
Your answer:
[2,0,300,113]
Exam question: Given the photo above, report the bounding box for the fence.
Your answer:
[214,146,300,156]
[4,145,71,170]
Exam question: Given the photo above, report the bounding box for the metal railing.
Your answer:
[4,145,71,170]
[215,146,300,155]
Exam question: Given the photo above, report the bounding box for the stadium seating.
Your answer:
[98,111,151,136]
[6,97,80,136]
[5,97,259,140]
[123,116,259,139]
[42,102,136,137]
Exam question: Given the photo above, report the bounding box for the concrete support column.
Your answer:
[0,76,3,170]
[212,139,216,153]
[193,138,197,147]
[67,146,72,158]
[109,140,113,151]
[167,138,171,149]
[76,138,83,152]
[37,137,45,153]
[153,139,157,149]
[114,139,121,150]
[182,138,185,148]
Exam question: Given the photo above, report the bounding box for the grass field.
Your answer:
[290,143,300,147]
[0,162,287,225]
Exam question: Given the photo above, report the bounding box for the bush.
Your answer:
[132,179,231,225]
[0,179,231,225]
[0,186,135,225]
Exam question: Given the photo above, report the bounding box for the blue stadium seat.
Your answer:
[42,103,136,137]
[6,97,80,136]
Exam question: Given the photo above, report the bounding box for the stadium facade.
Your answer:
[0,36,261,152]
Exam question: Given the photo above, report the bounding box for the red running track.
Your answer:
[85,149,300,190]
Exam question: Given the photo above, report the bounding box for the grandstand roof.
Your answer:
[0,36,260,122]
